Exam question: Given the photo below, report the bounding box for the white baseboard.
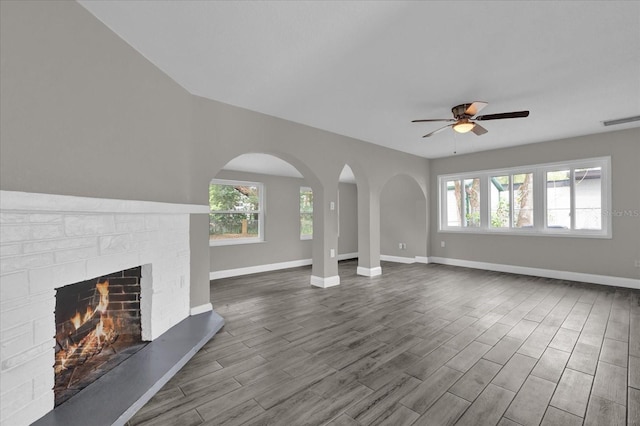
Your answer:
[380,255,415,264]
[357,266,382,277]
[210,258,312,280]
[380,255,430,264]
[429,257,640,290]
[338,252,358,261]
[310,275,341,288]
[210,253,358,280]
[190,303,213,316]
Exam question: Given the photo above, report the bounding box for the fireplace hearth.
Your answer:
[54,267,148,406]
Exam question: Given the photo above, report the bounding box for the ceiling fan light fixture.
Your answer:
[453,120,475,134]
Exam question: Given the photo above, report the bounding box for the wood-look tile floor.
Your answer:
[128,261,640,426]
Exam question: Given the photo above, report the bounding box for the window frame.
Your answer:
[438,156,611,238]
[209,178,265,246]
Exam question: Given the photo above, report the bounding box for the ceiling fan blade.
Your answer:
[471,123,488,136]
[475,111,530,121]
[412,118,455,123]
[423,124,453,138]
[465,101,488,117]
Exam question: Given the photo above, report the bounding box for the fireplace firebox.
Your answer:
[53,267,148,406]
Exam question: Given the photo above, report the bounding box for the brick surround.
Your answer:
[0,191,208,426]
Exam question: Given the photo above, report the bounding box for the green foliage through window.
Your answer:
[209,181,262,242]
[300,187,313,238]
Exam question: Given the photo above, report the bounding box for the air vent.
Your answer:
[602,115,640,127]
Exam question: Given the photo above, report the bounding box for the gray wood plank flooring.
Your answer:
[128,261,640,426]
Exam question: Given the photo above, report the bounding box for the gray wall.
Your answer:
[381,175,427,259]
[338,182,358,257]
[429,128,640,280]
[0,0,193,205]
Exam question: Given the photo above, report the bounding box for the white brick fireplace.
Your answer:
[0,190,209,426]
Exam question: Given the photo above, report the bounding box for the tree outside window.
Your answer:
[209,180,263,243]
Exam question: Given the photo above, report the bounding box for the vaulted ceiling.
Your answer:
[79,1,639,159]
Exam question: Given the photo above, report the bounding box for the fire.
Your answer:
[55,279,116,374]
[96,280,109,313]
[71,312,82,330]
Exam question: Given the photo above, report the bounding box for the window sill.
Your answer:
[438,228,611,239]
[209,238,265,247]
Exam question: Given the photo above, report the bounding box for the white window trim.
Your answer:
[209,178,265,246]
[438,156,611,238]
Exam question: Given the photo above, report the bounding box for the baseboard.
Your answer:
[357,266,382,277]
[210,254,358,280]
[379,255,430,264]
[380,254,415,264]
[190,303,213,316]
[338,252,358,261]
[429,257,640,290]
[310,275,341,288]
[210,258,312,280]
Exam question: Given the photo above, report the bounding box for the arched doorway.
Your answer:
[208,152,330,286]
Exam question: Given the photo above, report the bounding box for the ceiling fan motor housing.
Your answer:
[452,103,474,119]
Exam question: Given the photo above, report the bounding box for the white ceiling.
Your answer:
[79,0,639,163]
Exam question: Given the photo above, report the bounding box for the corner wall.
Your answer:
[429,128,640,281]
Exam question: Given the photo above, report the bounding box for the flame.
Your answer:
[96,280,109,313]
[57,279,117,375]
[71,312,82,330]
[95,319,104,346]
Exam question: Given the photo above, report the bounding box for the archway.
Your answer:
[208,152,326,285]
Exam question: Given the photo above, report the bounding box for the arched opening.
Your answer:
[209,152,321,280]
[379,174,428,264]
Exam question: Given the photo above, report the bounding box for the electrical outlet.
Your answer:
[441,241,446,248]
[399,243,403,249]
[403,243,407,250]
[330,249,335,258]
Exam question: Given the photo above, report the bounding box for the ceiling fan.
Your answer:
[412,102,529,138]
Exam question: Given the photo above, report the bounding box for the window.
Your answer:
[489,172,534,229]
[439,157,610,237]
[300,187,313,239]
[209,179,264,245]
[446,178,481,227]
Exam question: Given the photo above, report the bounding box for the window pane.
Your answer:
[209,184,260,212]
[513,173,534,228]
[209,182,262,242]
[546,170,570,229]
[574,167,602,230]
[209,213,259,240]
[446,180,462,226]
[300,187,313,238]
[463,178,481,227]
[490,175,510,228]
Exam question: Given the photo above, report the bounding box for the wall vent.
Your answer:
[602,115,640,127]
